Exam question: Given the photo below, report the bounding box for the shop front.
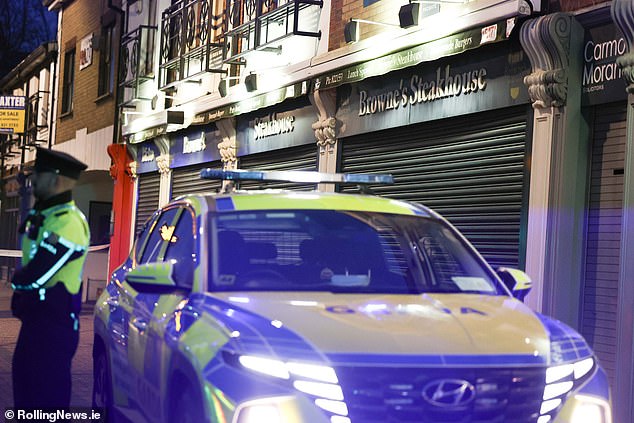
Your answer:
[333,35,532,269]
[235,97,320,190]
[578,13,628,401]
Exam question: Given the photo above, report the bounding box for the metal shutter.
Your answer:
[582,102,626,389]
[135,172,160,235]
[340,106,529,269]
[237,144,318,191]
[171,161,223,198]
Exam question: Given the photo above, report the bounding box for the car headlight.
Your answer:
[569,395,612,423]
[538,357,604,423]
[231,354,348,421]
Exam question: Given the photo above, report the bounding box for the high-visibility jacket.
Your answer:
[11,193,89,323]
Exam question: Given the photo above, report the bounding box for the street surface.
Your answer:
[0,280,95,414]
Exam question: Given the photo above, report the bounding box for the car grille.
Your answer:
[335,365,545,423]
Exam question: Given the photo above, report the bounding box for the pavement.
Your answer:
[0,280,96,414]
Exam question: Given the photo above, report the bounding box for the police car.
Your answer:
[93,170,612,423]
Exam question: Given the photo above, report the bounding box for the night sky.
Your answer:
[0,0,58,83]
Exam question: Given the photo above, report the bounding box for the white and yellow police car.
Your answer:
[93,170,612,423]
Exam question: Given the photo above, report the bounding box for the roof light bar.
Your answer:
[200,169,394,185]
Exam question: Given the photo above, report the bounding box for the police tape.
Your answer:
[0,244,110,258]
[4,408,105,422]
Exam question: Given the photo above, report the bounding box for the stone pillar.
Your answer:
[608,3,634,422]
[154,136,171,208]
[311,89,338,191]
[520,13,588,327]
[107,144,135,279]
[217,118,237,192]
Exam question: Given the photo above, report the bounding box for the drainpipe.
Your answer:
[108,0,124,145]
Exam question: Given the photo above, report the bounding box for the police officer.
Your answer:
[11,147,90,409]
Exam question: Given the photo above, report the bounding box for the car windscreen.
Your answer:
[208,210,505,295]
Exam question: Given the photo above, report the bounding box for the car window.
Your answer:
[208,210,503,294]
[139,208,181,264]
[133,211,160,265]
[164,207,196,288]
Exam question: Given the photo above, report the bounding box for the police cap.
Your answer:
[34,147,88,180]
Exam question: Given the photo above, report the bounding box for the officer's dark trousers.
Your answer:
[12,316,79,409]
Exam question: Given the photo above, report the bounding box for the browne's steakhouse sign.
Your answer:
[359,65,487,116]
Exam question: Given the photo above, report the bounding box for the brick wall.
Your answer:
[549,0,607,13]
[329,0,404,50]
[56,0,119,144]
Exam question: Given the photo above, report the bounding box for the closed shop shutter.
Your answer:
[171,161,223,198]
[135,172,160,235]
[237,144,318,191]
[340,106,529,269]
[582,102,626,389]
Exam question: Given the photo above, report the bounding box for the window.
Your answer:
[89,201,112,246]
[61,49,75,115]
[164,207,196,288]
[98,25,115,97]
[135,206,196,288]
[208,210,503,294]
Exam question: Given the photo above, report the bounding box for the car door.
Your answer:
[108,211,161,413]
[125,205,198,422]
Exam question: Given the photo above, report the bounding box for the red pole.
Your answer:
[107,144,134,279]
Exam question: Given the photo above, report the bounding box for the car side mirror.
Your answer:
[496,267,532,301]
[125,261,179,293]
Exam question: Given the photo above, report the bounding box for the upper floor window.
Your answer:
[98,25,115,98]
[61,49,75,115]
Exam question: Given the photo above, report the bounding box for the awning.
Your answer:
[313,18,517,91]
[191,80,310,126]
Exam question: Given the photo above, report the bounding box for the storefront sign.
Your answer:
[170,127,221,168]
[236,100,315,156]
[358,65,487,116]
[136,141,161,174]
[582,23,627,106]
[80,34,93,70]
[337,41,530,136]
[193,81,309,125]
[127,125,167,144]
[0,95,26,134]
[314,19,515,92]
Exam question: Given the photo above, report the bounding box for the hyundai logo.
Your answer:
[422,379,476,407]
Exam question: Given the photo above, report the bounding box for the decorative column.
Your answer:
[520,13,587,327]
[107,144,135,279]
[217,118,237,192]
[311,89,338,191]
[217,118,237,170]
[154,135,171,208]
[608,3,634,422]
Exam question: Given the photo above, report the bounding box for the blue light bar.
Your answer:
[200,169,393,185]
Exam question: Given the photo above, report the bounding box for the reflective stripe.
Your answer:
[29,235,86,289]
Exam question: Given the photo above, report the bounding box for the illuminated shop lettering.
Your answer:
[254,114,295,140]
[359,65,487,116]
[582,38,626,86]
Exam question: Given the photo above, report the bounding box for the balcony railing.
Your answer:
[25,91,49,146]
[224,0,322,64]
[159,0,226,90]
[119,25,158,106]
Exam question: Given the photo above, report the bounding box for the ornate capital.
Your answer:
[310,89,338,155]
[107,143,136,181]
[217,118,237,169]
[612,0,634,92]
[156,154,171,174]
[520,13,578,108]
[127,161,138,180]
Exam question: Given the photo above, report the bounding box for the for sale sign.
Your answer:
[0,95,26,134]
